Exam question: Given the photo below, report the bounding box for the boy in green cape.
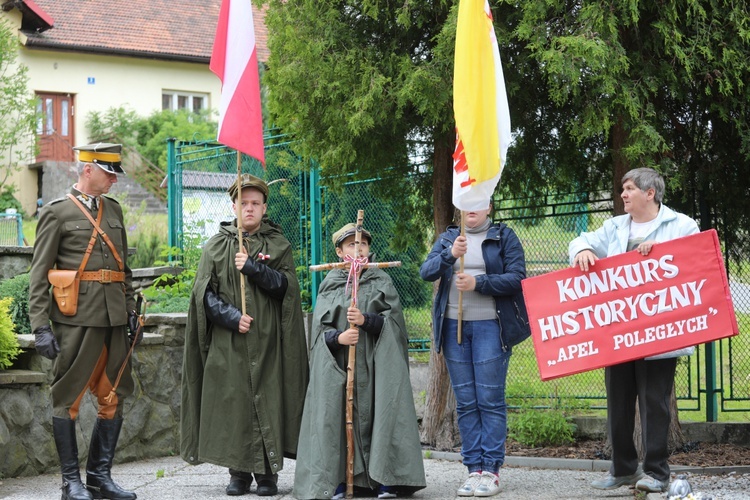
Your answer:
[294,223,426,499]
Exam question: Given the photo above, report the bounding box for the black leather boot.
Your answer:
[254,472,278,496]
[85,418,136,500]
[226,469,253,496]
[52,417,94,500]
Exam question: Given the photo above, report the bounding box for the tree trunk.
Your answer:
[420,345,460,450]
[432,131,456,233]
[420,132,461,450]
[633,386,686,459]
[611,119,628,216]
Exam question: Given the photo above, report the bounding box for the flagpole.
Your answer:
[457,211,465,344]
[236,151,246,317]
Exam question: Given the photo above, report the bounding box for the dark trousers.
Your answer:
[605,357,677,482]
[228,452,276,482]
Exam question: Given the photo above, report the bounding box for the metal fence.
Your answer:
[0,212,23,246]
[167,135,749,420]
[494,193,750,419]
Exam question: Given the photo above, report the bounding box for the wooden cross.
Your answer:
[308,209,401,499]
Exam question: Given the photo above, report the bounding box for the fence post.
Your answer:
[16,214,23,245]
[309,162,322,309]
[705,341,718,422]
[166,138,181,256]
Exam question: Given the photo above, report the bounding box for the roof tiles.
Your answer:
[21,0,268,63]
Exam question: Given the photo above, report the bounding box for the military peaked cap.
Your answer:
[73,143,125,174]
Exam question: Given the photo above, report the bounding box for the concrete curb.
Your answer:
[671,464,750,475]
[426,450,612,472]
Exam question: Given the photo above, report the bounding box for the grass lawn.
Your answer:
[22,217,37,245]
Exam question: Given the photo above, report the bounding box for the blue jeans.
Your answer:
[442,318,511,474]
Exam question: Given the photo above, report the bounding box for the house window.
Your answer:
[162,91,208,112]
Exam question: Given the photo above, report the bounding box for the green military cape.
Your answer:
[180,218,308,473]
[293,267,426,499]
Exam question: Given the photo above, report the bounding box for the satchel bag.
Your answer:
[48,269,80,316]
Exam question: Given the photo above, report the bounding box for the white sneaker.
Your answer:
[457,472,482,497]
[474,471,500,497]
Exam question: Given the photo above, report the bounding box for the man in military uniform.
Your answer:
[29,143,140,500]
[181,174,308,497]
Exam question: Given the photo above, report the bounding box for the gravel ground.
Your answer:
[670,471,750,500]
[1,454,749,499]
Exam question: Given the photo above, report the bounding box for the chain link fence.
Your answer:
[315,174,434,346]
[167,137,749,417]
[496,194,750,415]
[0,212,23,246]
[166,136,308,280]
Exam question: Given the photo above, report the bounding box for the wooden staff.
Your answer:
[235,151,246,316]
[345,209,365,498]
[308,261,402,272]
[457,211,465,344]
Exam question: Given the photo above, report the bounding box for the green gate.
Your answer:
[166,133,313,305]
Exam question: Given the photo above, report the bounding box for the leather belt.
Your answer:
[79,270,125,283]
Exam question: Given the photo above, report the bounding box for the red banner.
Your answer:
[522,230,739,381]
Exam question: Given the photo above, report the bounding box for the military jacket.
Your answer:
[29,189,135,331]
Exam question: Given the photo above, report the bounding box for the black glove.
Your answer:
[128,310,143,346]
[34,325,60,360]
[203,287,242,332]
[240,257,288,300]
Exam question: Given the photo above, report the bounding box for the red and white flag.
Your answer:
[210,0,265,165]
[452,0,511,211]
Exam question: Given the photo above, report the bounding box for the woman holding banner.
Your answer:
[420,207,526,498]
[570,167,699,494]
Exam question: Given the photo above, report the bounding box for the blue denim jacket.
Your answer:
[419,223,527,353]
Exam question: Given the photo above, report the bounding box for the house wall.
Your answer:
[0,11,37,215]
[9,39,220,214]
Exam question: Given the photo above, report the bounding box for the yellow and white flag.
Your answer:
[452,0,511,211]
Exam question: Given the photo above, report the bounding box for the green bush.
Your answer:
[146,295,191,313]
[0,185,24,215]
[142,266,195,313]
[0,273,30,335]
[138,224,205,313]
[508,406,576,447]
[118,201,169,269]
[129,232,164,269]
[0,297,22,369]
[140,240,197,313]
[87,106,217,171]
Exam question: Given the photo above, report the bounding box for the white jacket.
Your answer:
[568,204,700,359]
